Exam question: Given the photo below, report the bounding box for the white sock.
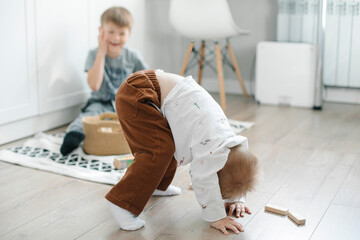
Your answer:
[107,200,145,231]
[153,185,182,196]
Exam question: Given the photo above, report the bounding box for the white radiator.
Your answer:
[277,0,360,88]
[277,0,319,44]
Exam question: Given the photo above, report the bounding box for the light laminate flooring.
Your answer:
[1,94,359,240]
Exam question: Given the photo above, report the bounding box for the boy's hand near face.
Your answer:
[87,27,108,91]
[97,27,107,56]
[225,202,251,218]
[210,216,244,235]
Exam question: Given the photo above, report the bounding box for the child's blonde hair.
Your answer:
[101,7,133,30]
[218,145,259,200]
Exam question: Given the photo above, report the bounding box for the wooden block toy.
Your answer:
[114,154,134,170]
[264,204,289,216]
[288,210,306,225]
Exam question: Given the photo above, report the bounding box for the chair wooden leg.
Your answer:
[215,43,226,110]
[227,42,248,98]
[197,41,205,85]
[180,42,195,76]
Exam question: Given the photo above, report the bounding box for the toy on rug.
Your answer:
[113,154,134,170]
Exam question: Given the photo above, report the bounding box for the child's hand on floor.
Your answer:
[224,202,251,218]
[210,216,244,235]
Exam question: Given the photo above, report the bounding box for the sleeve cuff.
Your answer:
[224,197,245,203]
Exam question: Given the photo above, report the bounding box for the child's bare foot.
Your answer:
[153,185,181,196]
[107,200,145,231]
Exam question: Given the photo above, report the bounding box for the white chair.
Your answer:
[169,0,249,110]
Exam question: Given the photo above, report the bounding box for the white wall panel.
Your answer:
[0,0,38,125]
[36,0,90,114]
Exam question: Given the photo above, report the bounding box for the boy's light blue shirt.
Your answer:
[84,46,148,102]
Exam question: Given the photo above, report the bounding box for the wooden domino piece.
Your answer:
[288,210,306,225]
[264,204,289,216]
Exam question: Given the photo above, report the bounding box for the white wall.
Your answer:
[0,0,277,143]
[0,0,148,144]
[144,0,278,95]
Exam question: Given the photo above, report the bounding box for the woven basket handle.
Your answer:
[99,112,118,121]
[97,113,122,133]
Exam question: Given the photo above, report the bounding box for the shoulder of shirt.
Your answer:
[122,46,141,58]
[87,48,98,58]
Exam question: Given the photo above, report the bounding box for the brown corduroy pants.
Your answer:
[105,70,178,216]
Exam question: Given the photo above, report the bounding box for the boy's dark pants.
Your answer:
[105,70,178,216]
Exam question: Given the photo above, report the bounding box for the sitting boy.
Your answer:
[105,70,259,234]
[60,6,147,155]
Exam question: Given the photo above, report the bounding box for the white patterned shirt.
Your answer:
[161,76,248,222]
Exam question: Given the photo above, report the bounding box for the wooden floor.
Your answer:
[1,94,360,240]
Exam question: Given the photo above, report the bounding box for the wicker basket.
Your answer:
[82,112,131,156]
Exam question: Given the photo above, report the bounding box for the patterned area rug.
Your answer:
[0,119,253,185]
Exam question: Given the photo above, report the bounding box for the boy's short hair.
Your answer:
[218,145,259,200]
[101,7,133,30]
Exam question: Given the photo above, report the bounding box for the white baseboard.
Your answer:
[200,78,254,95]
[0,105,82,145]
[324,87,360,104]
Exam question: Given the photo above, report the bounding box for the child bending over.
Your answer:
[105,70,259,234]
